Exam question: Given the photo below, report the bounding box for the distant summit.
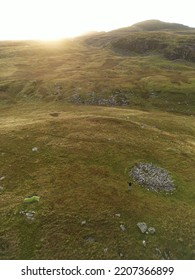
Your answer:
[84,20,195,62]
[129,19,191,31]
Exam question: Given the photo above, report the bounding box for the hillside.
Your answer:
[128,19,192,31]
[85,20,195,62]
[0,20,195,260]
[1,20,194,114]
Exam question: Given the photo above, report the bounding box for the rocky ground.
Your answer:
[69,91,129,106]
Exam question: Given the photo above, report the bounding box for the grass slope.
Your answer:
[0,103,194,259]
[0,33,195,114]
[0,21,195,259]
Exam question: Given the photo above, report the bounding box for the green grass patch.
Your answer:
[0,103,194,259]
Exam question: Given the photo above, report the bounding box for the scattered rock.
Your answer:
[115,213,121,218]
[84,236,95,243]
[0,176,5,181]
[142,240,146,247]
[19,210,35,221]
[81,220,87,226]
[32,147,38,152]
[163,251,171,260]
[149,92,158,98]
[130,163,175,192]
[137,222,148,233]
[155,248,171,260]
[24,196,40,203]
[103,248,108,253]
[119,252,124,258]
[0,186,4,191]
[155,247,162,255]
[25,211,35,220]
[120,224,126,232]
[148,227,156,234]
[69,91,129,106]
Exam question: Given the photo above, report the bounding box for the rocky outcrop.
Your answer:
[111,33,195,62]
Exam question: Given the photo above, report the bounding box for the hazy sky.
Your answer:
[0,0,194,40]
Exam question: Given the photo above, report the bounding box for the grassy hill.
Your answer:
[128,19,192,31]
[0,20,195,260]
[1,21,195,114]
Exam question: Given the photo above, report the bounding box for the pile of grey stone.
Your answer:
[130,163,175,192]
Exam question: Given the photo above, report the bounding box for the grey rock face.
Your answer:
[137,222,148,233]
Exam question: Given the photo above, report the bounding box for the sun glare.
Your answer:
[0,0,194,40]
[1,0,92,40]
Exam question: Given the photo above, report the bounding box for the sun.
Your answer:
[1,0,127,41]
[1,0,89,40]
[21,1,86,40]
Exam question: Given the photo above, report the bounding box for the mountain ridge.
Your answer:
[83,20,195,62]
[116,19,194,32]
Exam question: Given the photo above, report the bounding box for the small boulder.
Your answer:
[120,224,126,232]
[103,248,108,253]
[84,236,95,243]
[115,213,121,218]
[137,222,148,233]
[26,212,35,220]
[148,227,156,234]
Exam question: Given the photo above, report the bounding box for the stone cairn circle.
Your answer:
[130,163,175,192]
